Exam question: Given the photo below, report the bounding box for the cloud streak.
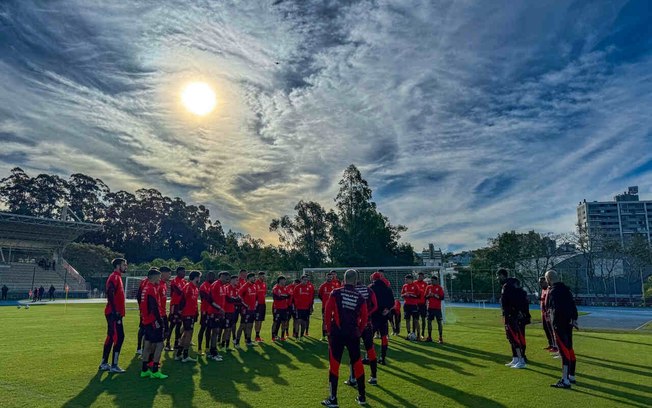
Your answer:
[1,0,651,251]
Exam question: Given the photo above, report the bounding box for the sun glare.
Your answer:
[181,82,217,116]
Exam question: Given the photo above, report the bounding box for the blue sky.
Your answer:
[1,0,651,251]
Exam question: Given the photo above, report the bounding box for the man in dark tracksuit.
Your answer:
[322,269,368,408]
[546,269,578,389]
[539,277,557,351]
[498,268,529,369]
[346,282,378,387]
[369,272,394,365]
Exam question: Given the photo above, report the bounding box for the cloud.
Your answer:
[1,0,651,252]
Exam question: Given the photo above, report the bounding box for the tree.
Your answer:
[330,164,415,266]
[270,200,329,267]
[62,243,124,279]
[0,167,34,215]
[624,234,652,301]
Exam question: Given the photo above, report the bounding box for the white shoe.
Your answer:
[182,356,197,363]
[209,354,224,361]
[234,344,241,349]
[505,358,518,367]
[98,363,111,371]
[136,349,142,356]
[511,360,527,369]
[552,353,561,359]
[174,355,182,361]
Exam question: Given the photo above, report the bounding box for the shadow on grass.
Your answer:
[385,365,507,407]
[62,355,160,408]
[578,354,652,377]
[577,333,652,347]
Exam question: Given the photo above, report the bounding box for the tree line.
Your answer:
[0,165,416,276]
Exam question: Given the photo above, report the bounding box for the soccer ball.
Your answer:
[407,332,417,341]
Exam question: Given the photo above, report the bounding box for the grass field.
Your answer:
[1,303,650,408]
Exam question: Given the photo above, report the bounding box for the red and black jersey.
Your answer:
[415,280,427,305]
[272,284,290,309]
[355,284,378,326]
[293,283,314,310]
[199,281,212,313]
[401,283,421,306]
[136,278,149,305]
[318,281,337,306]
[255,279,267,305]
[238,277,246,289]
[223,284,240,313]
[238,281,257,311]
[170,276,187,306]
[140,281,161,325]
[540,287,549,312]
[425,284,445,310]
[325,284,368,336]
[181,282,199,317]
[158,279,168,316]
[393,299,401,314]
[208,280,224,314]
[286,283,296,306]
[104,270,125,317]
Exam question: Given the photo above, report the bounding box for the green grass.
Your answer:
[1,303,650,408]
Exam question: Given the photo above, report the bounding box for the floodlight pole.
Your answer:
[30,266,36,293]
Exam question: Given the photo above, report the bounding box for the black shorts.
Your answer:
[200,311,209,325]
[169,304,182,324]
[162,316,169,334]
[296,309,310,320]
[224,312,237,328]
[404,304,419,319]
[242,310,256,324]
[255,304,267,322]
[274,308,289,322]
[428,309,443,321]
[208,313,224,329]
[289,305,296,319]
[182,317,195,331]
[144,323,164,343]
[372,317,389,336]
[418,304,427,317]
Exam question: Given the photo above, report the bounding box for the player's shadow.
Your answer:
[392,340,484,368]
[158,355,196,407]
[388,343,475,375]
[577,333,652,347]
[572,381,650,408]
[62,356,159,408]
[386,366,507,408]
[280,339,327,369]
[578,354,652,378]
[198,355,255,408]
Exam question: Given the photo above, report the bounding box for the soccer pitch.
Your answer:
[1,304,650,408]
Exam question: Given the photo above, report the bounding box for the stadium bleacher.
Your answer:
[0,262,87,293]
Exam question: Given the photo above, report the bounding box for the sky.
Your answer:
[0,0,651,252]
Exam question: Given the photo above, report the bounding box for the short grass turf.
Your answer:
[1,303,650,408]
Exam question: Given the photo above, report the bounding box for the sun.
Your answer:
[181,82,217,116]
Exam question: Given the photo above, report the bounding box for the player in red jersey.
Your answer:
[293,275,314,341]
[135,273,151,356]
[318,271,338,340]
[287,278,299,338]
[321,269,368,407]
[425,275,445,343]
[222,275,242,350]
[235,272,258,347]
[176,270,201,362]
[207,271,228,361]
[99,258,128,373]
[139,268,168,379]
[166,267,187,351]
[231,269,248,342]
[197,272,215,355]
[271,276,291,341]
[401,274,421,340]
[158,267,171,341]
[254,271,267,342]
[415,272,428,340]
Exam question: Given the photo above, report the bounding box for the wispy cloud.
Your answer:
[1,0,650,251]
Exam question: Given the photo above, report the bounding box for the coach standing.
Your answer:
[99,258,128,373]
[546,269,578,389]
[322,269,368,407]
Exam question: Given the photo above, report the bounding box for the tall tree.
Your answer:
[270,200,329,267]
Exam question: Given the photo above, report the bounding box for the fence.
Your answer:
[82,266,652,307]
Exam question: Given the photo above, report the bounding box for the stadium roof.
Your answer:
[0,212,102,251]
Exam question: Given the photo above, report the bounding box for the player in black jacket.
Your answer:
[545,269,578,389]
[369,272,394,364]
[498,268,529,369]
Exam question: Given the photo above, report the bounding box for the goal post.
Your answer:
[302,266,447,323]
[125,276,147,300]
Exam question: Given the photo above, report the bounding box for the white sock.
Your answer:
[562,365,569,382]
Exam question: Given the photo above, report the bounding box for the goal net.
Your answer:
[125,276,146,300]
